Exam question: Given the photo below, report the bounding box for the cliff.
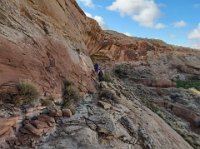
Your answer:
[0,0,199,148]
[0,0,98,97]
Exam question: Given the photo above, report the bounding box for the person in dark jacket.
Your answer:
[98,69,104,82]
[94,63,99,73]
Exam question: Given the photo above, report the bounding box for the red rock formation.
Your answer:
[1,0,200,98]
[0,0,97,97]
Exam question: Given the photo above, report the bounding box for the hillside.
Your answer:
[0,0,199,149]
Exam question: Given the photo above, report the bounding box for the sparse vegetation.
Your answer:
[40,98,55,107]
[140,98,159,113]
[114,67,128,78]
[62,80,80,113]
[103,73,112,82]
[16,81,40,106]
[175,80,200,89]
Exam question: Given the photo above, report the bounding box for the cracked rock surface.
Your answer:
[37,81,192,149]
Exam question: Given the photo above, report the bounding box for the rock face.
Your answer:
[89,30,200,64]
[0,0,200,149]
[1,0,200,98]
[0,0,97,97]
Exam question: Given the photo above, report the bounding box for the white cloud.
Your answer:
[173,20,187,28]
[85,12,107,29]
[107,0,166,29]
[188,23,200,49]
[85,12,92,18]
[124,32,132,36]
[155,23,166,29]
[188,23,200,40]
[93,16,107,29]
[78,0,94,8]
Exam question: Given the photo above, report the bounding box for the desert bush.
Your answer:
[63,87,80,103]
[103,73,112,82]
[62,80,80,113]
[16,81,40,106]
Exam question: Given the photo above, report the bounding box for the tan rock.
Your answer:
[100,82,108,89]
[0,117,18,137]
[0,127,11,137]
[98,101,112,110]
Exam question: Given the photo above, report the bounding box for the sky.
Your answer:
[76,0,200,49]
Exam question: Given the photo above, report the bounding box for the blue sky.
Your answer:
[77,0,200,49]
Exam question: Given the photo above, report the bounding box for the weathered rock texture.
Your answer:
[37,81,193,149]
[1,0,200,96]
[0,0,97,97]
[0,0,200,148]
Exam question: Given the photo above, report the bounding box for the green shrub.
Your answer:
[17,81,40,106]
[175,80,200,89]
[103,73,112,82]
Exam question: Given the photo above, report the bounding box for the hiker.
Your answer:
[98,69,104,82]
[94,63,99,73]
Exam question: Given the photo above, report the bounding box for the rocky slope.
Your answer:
[3,81,190,149]
[113,63,200,148]
[36,81,192,149]
[0,0,200,149]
